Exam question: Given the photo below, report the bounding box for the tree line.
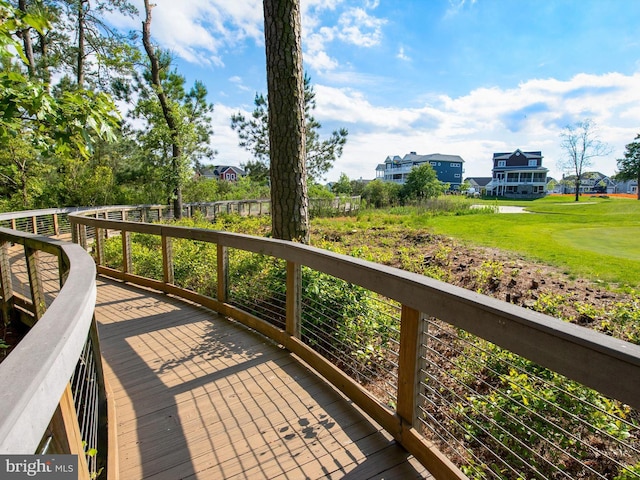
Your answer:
[0,0,349,227]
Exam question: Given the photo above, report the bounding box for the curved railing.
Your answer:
[69,205,640,479]
[0,226,103,476]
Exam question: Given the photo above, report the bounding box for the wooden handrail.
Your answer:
[69,208,640,479]
[0,229,96,453]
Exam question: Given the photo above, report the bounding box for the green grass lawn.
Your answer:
[424,196,640,288]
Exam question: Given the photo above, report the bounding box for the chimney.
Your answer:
[410,151,417,155]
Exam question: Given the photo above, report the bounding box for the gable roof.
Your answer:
[465,177,492,187]
[493,149,542,160]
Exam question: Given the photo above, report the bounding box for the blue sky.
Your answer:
[107,0,640,182]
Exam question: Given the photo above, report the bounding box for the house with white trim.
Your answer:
[376,152,465,190]
[487,150,548,198]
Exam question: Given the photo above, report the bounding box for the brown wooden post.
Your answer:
[121,209,127,222]
[397,305,421,426]
[10,218,16,231]
[216,244,228,303]
[25,244,46,320]
[53,213,60,236]
[286,261,301,338]
[31,216,37,234]
[162,234,174,284]
[0,240,14,325]
[94,227,104,267]
[79,225,88,250]
[58,251,71,288]
[48,384,91,480]
[122,230,132,274]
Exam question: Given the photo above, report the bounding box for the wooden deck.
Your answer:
[95,278,432,479]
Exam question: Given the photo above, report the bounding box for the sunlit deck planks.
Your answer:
[95,278,431,479]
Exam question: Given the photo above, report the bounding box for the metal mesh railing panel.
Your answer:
[227,251,286,329]
[417,318,640,479]
[70,333,102,478]
[300,267,400,407]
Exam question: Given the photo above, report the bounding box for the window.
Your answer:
[497,160,506,167]
[528,159,537,166]
[430,161,436,166]
[454,173,461,178]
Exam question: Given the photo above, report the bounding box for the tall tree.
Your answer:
[558,119,611,202]
[231,75,348,183]
[401,163,445,201]
[135,7,213,216]
[263,0,308,242]
[0,0,120,208]
[616,133,640,200]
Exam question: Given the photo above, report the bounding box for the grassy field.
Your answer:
[316,195,640,289]
[418,195,640,288]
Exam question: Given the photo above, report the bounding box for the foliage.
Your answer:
[453,337,636,479]
[616,133,640,200]
[401,162,446,201]
[231,75,348,183]
[361,179,401,208]
[331,172,352,195]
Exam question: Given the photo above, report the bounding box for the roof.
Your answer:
[465,177,492,187]
[384,153,464,164]
[493,149,542,160]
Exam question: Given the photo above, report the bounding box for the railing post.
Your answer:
[162,234,174,284]
[48,384,91,480]
[286,261,301,338]
[25,244,46,321]
[216,244,228,302]
[0,240,14,324]
[122,230,132,274]
[31,216,37,234]
[79,225,88,250]
[94,227,104,267]
[397,305,421,426]
[53,213,60,236]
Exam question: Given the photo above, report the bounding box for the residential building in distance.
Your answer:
[464,177,492,194]
[487,149,548,198]
[558,172,617,195]
[376,152,465,190]
[197,165,246,182]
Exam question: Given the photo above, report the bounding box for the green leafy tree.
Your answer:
[0,0,120,210]
[401,163,446,201]
[616,133,640,200]
[558,119,611,202]
[231,75,348,183]
[139,0,214,218]
[362,179,400,208]
[332,172,352,195]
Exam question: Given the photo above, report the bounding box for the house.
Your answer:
[559,172,617,195]
[377,152,465,190]
[615,179,638,195]
[197,165,246,182]
[487,149,548,198]
[464,177,492,194]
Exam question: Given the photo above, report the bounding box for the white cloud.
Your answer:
[336,7,386,47]
[302,2,387,72]
[308,72,640,182]
[106,0,263,66]
[397,46,410,61]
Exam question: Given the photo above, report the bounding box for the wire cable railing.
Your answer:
[68,204,640,479]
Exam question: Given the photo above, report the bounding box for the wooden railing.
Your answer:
[0,226,105,479]
[69,205,640,479]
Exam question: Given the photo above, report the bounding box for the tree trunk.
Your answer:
[18,0,36,78]
[77,0,87,87]
[637,171,640,201]
[142,0,183,219]
[263,0,309,243]
[574,178,580,202]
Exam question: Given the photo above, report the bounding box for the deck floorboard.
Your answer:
[95,278,431,479]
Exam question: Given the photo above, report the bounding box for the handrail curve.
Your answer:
[0,229,96,453]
